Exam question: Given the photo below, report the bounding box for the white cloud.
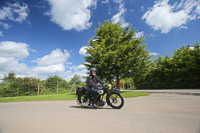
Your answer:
[33,49,70,66]
[196,5,200,18]
[79,46,88,56]
[0,42,88,81]
[0,22,11,29]
[74,64,87,71]
[178,25,188,30]
[111,2,129,27]
[134,31,144,38]
[32,64,65,75]
[149,52,159,56]
[189,47,194,50]
[61,64,88,81]
[47,0,97,31]
[142,0,200,33]
[0,41,29,59]
[0,2,28,29]
[0,57,29,73]
[0,41,30,74]
[32,49,70,75]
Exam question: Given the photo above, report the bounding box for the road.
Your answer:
[0,93,200,133]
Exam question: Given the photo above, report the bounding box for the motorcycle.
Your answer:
[76,83,124,109]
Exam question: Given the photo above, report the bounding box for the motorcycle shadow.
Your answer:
[70,105,112,110]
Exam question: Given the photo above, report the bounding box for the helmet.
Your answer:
[90,68,96,72]
[90,68,97,76]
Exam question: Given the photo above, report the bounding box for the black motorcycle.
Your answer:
[76,84,124,109]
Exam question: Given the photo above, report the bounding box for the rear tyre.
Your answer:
[78,94,89,107]
[77,94,84,103]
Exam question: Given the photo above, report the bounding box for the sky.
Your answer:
[0,0,200,81]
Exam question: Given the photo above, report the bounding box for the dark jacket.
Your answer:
[86,75,104,89]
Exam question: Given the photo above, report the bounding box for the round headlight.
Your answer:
[108,84,112,90]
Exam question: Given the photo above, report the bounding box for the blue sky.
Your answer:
[0,0,200,81]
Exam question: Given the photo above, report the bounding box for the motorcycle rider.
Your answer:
[86,68,104,108]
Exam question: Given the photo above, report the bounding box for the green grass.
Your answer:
[0,92,149,103]
[121,91,150,98]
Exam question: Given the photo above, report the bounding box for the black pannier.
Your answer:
[76,87,87,95]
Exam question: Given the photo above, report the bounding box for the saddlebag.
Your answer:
[76,87,87,95]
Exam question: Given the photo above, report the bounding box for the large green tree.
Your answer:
[84,20,151,88]
[141,41,200,89]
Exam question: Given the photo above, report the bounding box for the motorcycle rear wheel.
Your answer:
[78,94,90,107]
[106,92,124,109]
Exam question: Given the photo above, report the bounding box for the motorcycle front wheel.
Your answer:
[106,92,124,109]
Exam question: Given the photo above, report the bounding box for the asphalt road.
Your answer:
[0,93,200,133]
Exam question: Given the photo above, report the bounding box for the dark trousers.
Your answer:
[87,88,99,105]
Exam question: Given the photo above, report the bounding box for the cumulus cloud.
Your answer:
[0,41,30,74]
[61,64,88,81]
[32,64,66,75]
[0,2,28,29]
[0,41,88,81]
[79,46,89,56]
[0,56,29,73]
[47,0,97,31]
[111,1,129,27]
[142,0,200,33]
[32,49,70,75]
[0,41,29,59]
[33,49,70,66]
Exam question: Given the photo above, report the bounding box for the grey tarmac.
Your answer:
[0,93,200,133]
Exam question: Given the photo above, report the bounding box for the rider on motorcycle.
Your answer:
[86,68,104,108]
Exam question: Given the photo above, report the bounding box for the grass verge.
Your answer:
[0,92,149,103]
[121,91,150,98]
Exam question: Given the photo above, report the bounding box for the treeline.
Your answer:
[0,74,85,97]
[0,41,199,98]
[136,41,200,89]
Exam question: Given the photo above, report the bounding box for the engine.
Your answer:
[97,100,106,107]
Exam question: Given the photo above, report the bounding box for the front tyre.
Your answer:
[106,92,124,109]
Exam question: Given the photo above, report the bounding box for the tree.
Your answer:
[140,41,200,89]
[44,76,70,91]
[3,73,16,82]
[45,76,63,90]
[84,20,151,88]
[70,74,81,84]
[1,77,40,97]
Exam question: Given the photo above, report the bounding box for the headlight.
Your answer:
[108,84,112,90]
[99,90,104,94]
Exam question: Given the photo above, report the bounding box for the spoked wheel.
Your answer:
[106,92,124,109]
